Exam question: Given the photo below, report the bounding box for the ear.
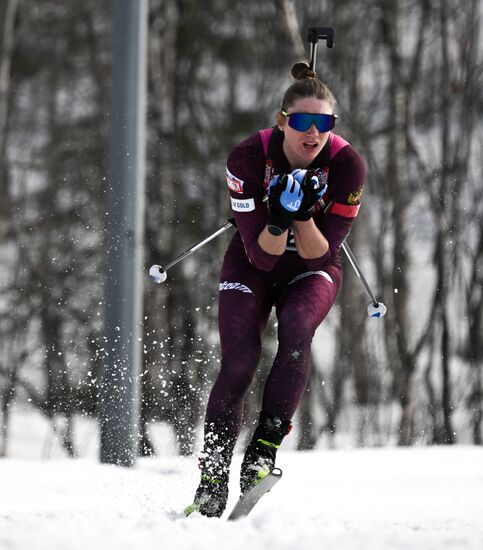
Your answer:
[276,111,286,131]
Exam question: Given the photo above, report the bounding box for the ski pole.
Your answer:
[149,208,386,318]
[149,218,386,318]
[150,194,270,283]
[308,26,386,318]
[340,241,387,318]
[149,219,235,284]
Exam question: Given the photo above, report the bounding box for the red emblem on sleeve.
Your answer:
[226,167,244,194]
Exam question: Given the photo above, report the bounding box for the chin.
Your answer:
[301,147,321,161]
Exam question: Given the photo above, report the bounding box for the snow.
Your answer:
[1,445,482,550]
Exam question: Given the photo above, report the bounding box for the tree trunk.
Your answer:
[0,0,18,160]
[0,367,16,457]
[381,1,415,445]
[0,0,19,226]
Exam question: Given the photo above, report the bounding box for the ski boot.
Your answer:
[185,430,234,518]
[240,412,292,494]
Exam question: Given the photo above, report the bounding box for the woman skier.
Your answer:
[186,61,367,517]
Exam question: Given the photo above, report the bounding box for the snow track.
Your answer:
[1,447,482,550]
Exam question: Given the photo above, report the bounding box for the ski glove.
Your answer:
[291,168,328,221]
[267,173,304,235]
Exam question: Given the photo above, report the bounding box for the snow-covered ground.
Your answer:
[1,443,482,550]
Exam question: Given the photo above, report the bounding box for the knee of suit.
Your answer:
[217,359,258,396]
[276,312,319,345]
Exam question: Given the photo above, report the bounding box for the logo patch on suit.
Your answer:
[347,187,363,205]
[263,159,274,190]
[231,197,255,212]
[219,281,253,294]
[226,167,244,194]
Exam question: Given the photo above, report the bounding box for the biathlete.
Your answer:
[186,61,367,517]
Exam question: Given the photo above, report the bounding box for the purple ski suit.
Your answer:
[205,128,367,437]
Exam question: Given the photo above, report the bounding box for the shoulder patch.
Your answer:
[347,187,363,205]
[226,167,244,194]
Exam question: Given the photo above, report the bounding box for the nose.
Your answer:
[306,123,319,135]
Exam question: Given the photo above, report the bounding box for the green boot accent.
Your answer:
[240,413,292,494]
[184,502,201,516]
[185,475,229,518]
[186,427,235,518]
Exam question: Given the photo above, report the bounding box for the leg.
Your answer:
[205,277,271,439]
[263,268,341,420]
[187,268,272,517]
[239,268,340,493]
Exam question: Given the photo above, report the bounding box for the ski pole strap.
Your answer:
[258,127,359,218]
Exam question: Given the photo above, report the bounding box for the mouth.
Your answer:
[302,141,320,151]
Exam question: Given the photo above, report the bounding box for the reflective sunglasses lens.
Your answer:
[314,114,336,132]
[287,113,313,132]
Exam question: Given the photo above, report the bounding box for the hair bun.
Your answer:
[291,61,317,80]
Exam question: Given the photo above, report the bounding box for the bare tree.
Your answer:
[0,0,18,184]
[2,0,482,458]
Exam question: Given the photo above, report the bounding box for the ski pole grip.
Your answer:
[307,27,335,48]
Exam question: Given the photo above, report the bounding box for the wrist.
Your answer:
[268,212,293,233]
[266,224,288,236]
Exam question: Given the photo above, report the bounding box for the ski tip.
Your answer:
[226,467,283,521]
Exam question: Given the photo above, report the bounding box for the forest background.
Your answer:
[0,0,481,459]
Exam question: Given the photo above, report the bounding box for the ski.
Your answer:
[227,467,282,520]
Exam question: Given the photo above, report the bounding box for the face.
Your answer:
[277,97,334,169]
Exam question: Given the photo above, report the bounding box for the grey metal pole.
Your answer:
[100,0,148,466]
[340,241,378,306]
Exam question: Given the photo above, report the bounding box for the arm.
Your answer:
[226,136,285,271]
[294,146,367,270]
[236,172,303,265]
[258,226,289,255]
[292,218,329,259]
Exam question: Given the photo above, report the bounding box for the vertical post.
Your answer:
[100,0,148,466]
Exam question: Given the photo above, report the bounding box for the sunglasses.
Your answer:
[281,111,338,133]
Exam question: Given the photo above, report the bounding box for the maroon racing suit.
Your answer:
[205,127,367,438]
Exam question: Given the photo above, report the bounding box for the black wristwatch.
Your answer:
[267,224,286,236]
